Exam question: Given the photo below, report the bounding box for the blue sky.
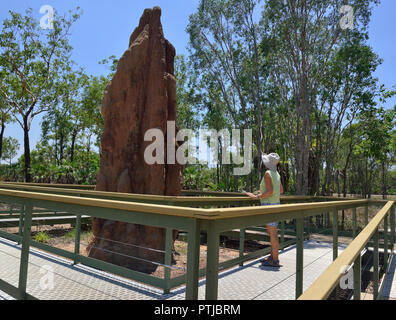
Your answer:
[1,0,395,160]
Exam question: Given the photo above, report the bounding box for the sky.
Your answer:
[0,0,395,161]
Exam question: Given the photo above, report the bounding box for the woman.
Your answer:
[246,153,284,267]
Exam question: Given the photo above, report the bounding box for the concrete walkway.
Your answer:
[0,237,346,300]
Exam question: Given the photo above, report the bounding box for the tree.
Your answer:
[316,38,380,195]
[261,0,379,195]
[187,0,271,188]
[1,136,20,165]
[0,67,14,159]
[0,8,81,181]
[175,55,200,130]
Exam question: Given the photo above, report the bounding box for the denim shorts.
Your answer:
[261,203,281,227]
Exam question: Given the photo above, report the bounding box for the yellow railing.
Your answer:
[299,201,395,300]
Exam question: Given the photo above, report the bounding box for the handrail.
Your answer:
[0,182,95,189]
[0,183,388,301]
[0,182,338,203]
[298,200,395,300]
[0,183,305,203]
[0,182,367,200]
[0,188,368,220]
[0,188,211,218]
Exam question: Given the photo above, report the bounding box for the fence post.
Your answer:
[239,228,245,267]
[365,205,370,250]
[17,205,25,245]
[384,213,388,271]
[352,208,357,238]
[163,228,173,294]
[327,212,330,228]
[205,222,220,300]
[373,228,379,300]
[333,210,338,261]
[365,205,369,226]
[18,202,33,300]
[391,205,395,252]
[296,217,304,299]
[281,221,285,250]
[74,214,81,265]
[186,220,201,300]
[353,252,361,300]
[306,217,310,240]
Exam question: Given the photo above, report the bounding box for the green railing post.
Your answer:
[391,205,395,252]
[164,227,173,294]
[333,210,338,261]
[296,217,304,299]
[239,228,245,267]
[17,205,25,245]
[327,212,330,229]
[365,205,370,250]
[352,208,357,238]
[353,253,361,300]
[373,228,379,300]
[306,217,310,240]
[18,203,33,300]
[205,222,220,300]
[281,221,285,250]
[365,205,369,226]
[384,213,388,271]
[186,220,200,300]
[74,214,81,265]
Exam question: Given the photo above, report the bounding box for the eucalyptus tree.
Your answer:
[41,68,86,164]
[187,0,271,187]
[317,38,381,195]
[261,0,379,195]
[175,55,201,131]
[0,8,81,181]
[0,103,13,160]
[1,136,20,165]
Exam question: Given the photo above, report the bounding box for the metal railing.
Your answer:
[0,183,393,300]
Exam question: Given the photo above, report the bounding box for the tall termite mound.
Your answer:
[89,7,182,273]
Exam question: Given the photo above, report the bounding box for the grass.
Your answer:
[33,231,50,243]
[65,229,76,239]
[65,228,93,242]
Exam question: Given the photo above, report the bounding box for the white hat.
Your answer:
[262,153,280,171]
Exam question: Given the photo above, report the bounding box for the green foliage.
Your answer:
[33,232,50,244]
[1,136,19,164]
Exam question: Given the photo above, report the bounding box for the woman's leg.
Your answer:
[266,225,279,262]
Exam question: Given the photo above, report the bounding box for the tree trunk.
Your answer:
[342,168,348,198]
[382,161,387,200]
[0,121,5,159]
[70,129,77,162]
[23,118,31,183]
[59,132,64,164]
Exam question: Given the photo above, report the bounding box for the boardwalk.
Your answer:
[382,252,396,300]
[0,237,350,300]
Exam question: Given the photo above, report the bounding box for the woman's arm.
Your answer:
[280,182,284,195]
[257,172,273,199]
